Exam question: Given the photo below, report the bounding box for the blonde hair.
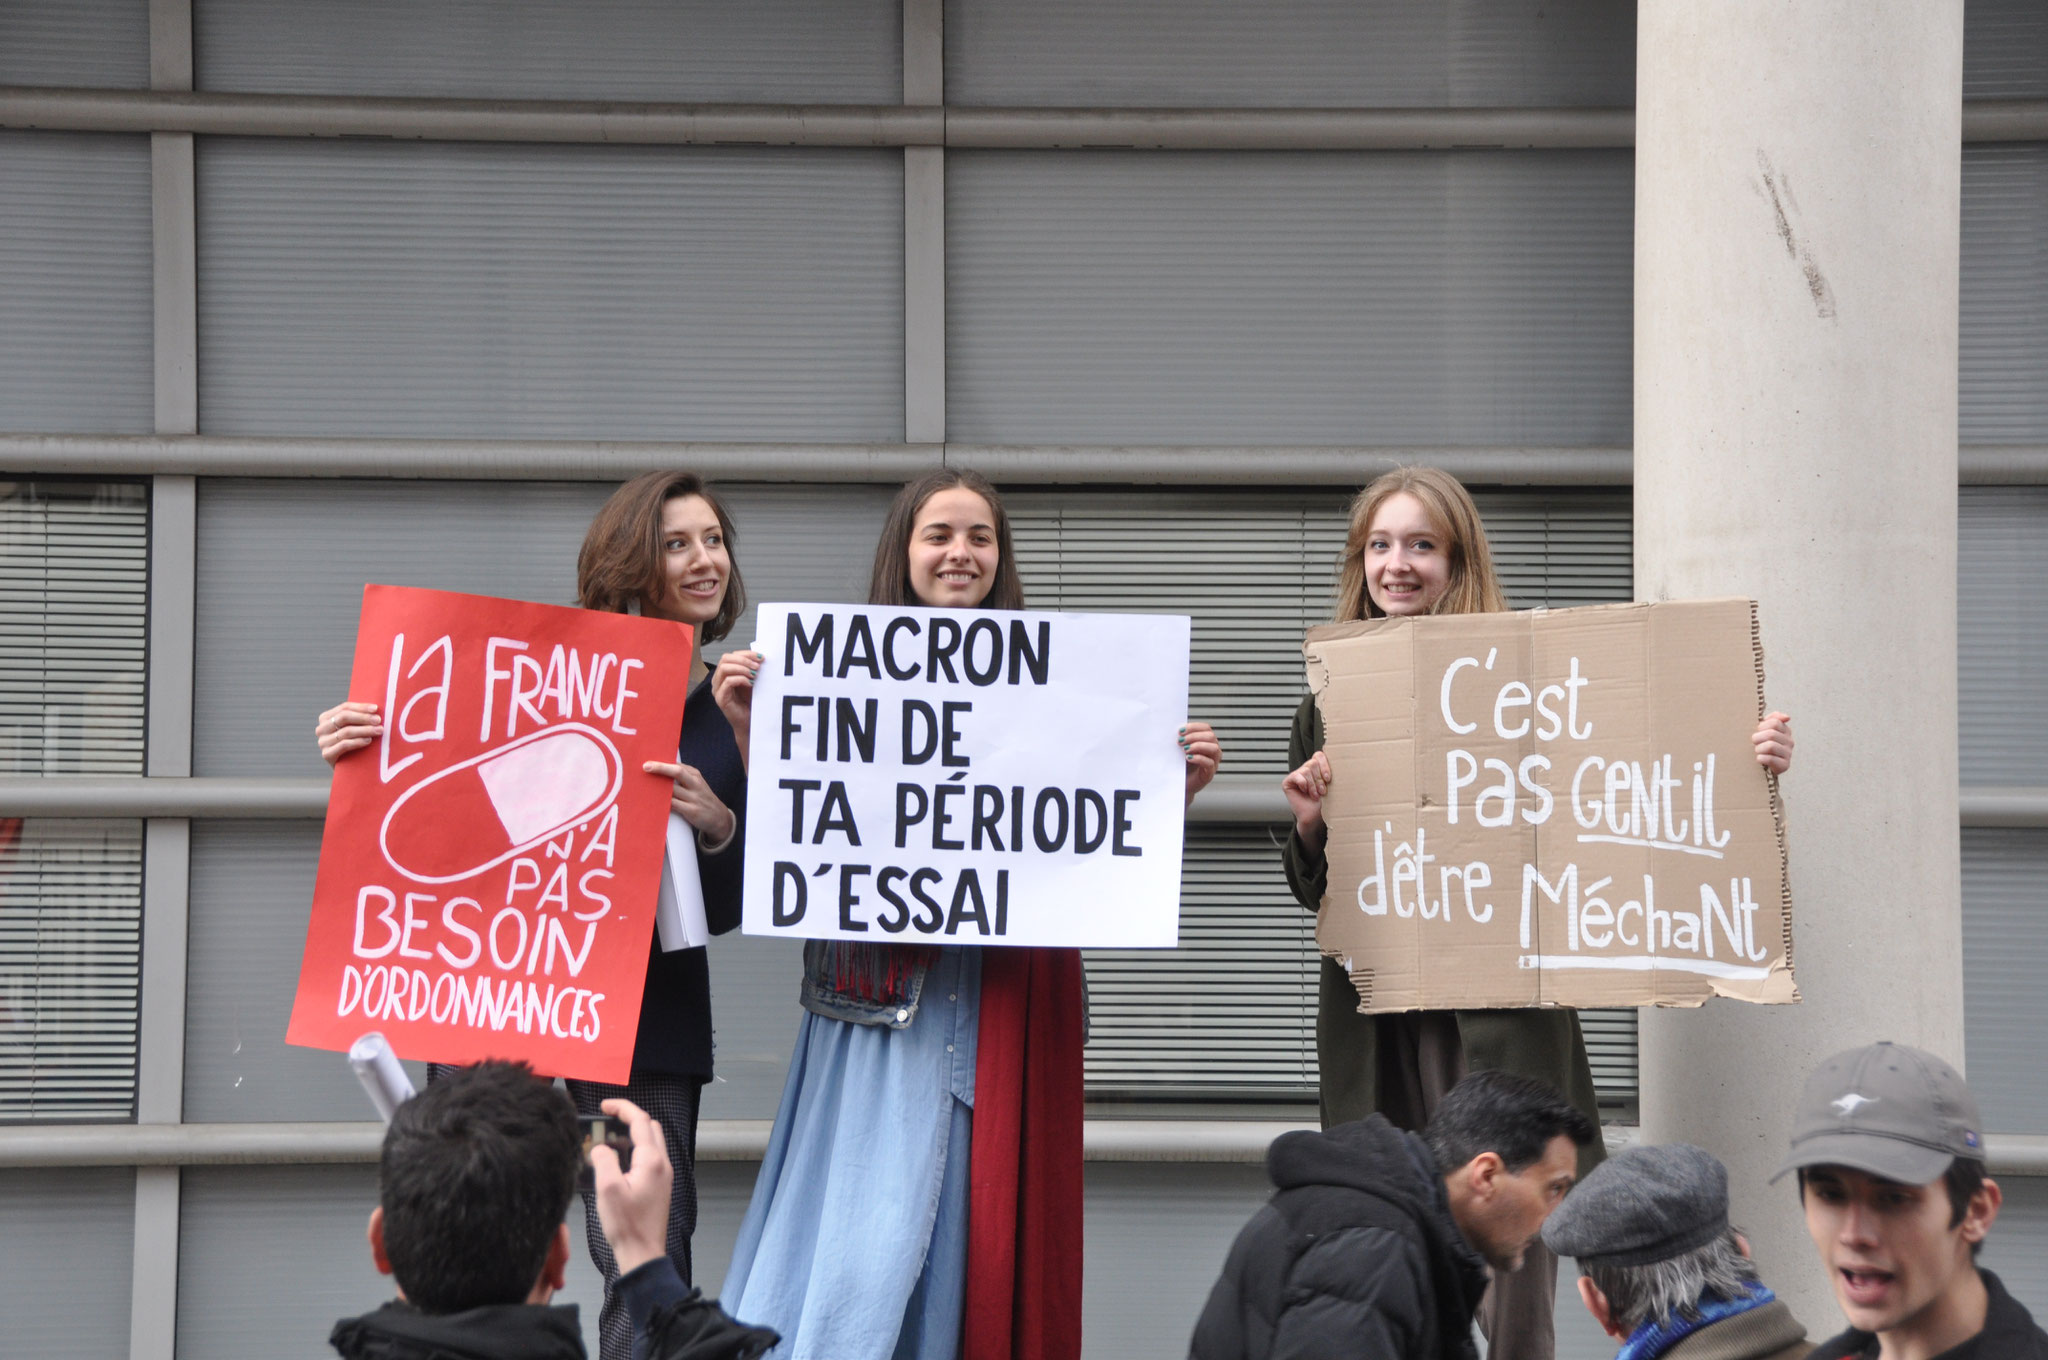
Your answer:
[1334,466,1507,620]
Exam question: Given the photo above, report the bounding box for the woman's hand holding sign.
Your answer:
[316,700,383,765]
[712,648,762,769]
[1752,711,1794,775]
[1281,749,1334,844]
[1181,721,1222,808]
[641,758,737,849]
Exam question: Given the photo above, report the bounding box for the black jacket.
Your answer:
[330,1301,587,1360]
[632,675,748,1080]
[331,1271,776,1360]
[1189,1114,1489,1360]
[1807,1269,2048,1360]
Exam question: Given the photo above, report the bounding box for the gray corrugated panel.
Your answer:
[1966,0,2048,100]
[175,1164,596,1355]
[193,479,895,776]
[0,0,148,88]
[1961,145,2048,443]
[0,481,149,777]
[193,479,612,776]
[945,0,1632,109]
[0,1168,134,1355]
[0,819,142,1123]
[0,132,153,435]
[697,933,804,1122]
[1081,1162,1271,1358]
[1082,827,1319,1099]
[197,0,899,103]
[182,820,410,1123]
[1963,828,2048,1133]
[196,139,904,440]
[946,150,1632,445]
[1958,487,2048,785]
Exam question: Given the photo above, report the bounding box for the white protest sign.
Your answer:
[741,604,1191,948]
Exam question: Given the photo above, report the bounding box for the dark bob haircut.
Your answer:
[577,470,746,641]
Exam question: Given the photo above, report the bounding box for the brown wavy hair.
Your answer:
[1334,466,1507,620]
[576,470,746,640]
[867,468,1026,610]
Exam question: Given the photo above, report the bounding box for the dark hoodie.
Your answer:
[1189,1114,1490,1360]
[329,1301,586,1360]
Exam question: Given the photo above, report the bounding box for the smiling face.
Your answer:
[1461,1135,1579,1273]
[1363,491,1454,617]
[644,494,730,627]
[907,487,1000,608]
[1803,1166,1995,1341]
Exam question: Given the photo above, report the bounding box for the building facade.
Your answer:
[1,2,2044,1356]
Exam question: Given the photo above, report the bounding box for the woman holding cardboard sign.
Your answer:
[315,470,750,1360]
[1278,465,1793,1360]
[710,467,1220,1360]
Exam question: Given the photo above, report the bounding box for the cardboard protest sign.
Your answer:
[742,604,1190,948]
[1308,598,1797,1012]
[287,585,693,1082]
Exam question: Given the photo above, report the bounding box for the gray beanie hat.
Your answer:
[1541,1143,1729,1268]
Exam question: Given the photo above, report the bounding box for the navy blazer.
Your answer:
[630,674,747,1080]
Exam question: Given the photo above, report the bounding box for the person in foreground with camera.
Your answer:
[1188,1068,1596,1360]
[1543,1142,1811,1360]
[331,1060,776,1360]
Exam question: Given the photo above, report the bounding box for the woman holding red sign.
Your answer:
[315,470,750,1360]
[1277,465,1795,1360]
[709,468,1221,1360]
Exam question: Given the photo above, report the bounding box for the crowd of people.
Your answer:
[309,462,1963,1360]
[1194,1040,2047,1360]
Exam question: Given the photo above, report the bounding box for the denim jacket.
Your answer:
[799,941,938,1028]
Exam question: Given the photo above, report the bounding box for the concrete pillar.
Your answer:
[1633,0,1965,1333]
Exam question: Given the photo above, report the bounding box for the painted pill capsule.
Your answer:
[380,723,622,884]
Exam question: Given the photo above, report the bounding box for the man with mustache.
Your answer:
[1190,1069,1596,1360]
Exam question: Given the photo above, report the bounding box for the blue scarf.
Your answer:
[1614,1282,1777,1360]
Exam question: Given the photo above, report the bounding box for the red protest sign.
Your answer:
[287,585,692,1082]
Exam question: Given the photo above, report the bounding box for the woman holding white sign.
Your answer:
[1277,466,1793,1360]
[315,470,751,1360]
[711,468,1221,1360]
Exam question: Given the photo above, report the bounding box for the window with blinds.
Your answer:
[1009,487,1638,1110]
[0,479,148,1122]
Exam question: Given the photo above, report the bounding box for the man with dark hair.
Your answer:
[1189,1068,1598,1360]
[1544,1143,1810,1360]
[332,1061,775,1360]
[1777,1041,2047,1360]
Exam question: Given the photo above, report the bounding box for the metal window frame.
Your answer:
[1,87,2043,148]
[3,435,2046,484]
[6,773,2044,827]
[130,4,195,1357]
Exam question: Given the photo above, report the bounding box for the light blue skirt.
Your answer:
[723,948,982,1360]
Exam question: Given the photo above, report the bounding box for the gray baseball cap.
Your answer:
[1773,1041,1984,1185]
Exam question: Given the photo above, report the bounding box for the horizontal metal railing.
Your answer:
[5,774,2045,828]
[2,88,2042,149]
[3,436,2046,485]
[4,1118,2044,1174]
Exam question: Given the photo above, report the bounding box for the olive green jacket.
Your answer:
[1284,696,1606,1176]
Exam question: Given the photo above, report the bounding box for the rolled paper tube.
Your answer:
[349,1031,417,1123]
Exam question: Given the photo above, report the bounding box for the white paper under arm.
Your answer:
[655,810,711,951]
